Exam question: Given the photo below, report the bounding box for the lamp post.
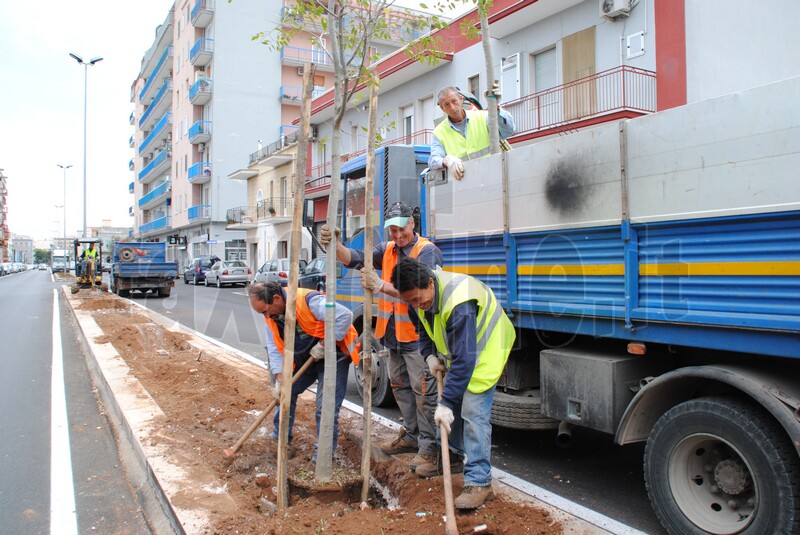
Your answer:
[57,164,72,251]
[69,53,103,239]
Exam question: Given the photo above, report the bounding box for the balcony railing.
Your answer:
[139,215,170,234]
[129,159,134,171]
[129,111,135,125]
[188,162,212,184]
[138,148,171,183]
[280,46,331,68]
[348,129,434,160]
[139,79,173,128]
[189,78,212,105]
[249,128,300,164]
[191,0,214,27]
[279,85,325,103]
[129,206,134,216]
[129,135,134,148]
[139,46,173,103]
[503,65,656,138]
[190,38,214,66]
[188,204,211,221]
[226,205,258,225]
[128,182,134,194]
[139,112,173,154]
[139,179,171,209]
[189,120,212,143]
[257,197,292,219]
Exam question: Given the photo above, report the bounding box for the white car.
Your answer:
[204,260,252,288]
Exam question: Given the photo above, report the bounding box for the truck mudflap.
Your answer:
[616,364,800,534]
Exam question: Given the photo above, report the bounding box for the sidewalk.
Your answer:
[65,288,641,534]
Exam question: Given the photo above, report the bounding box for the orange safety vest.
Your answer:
[374,237,433,342]
[265,288,360,364]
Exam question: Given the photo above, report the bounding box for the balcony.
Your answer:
[139,112,173,155]
[189,77,212,105]
[139,179,171,210]
[188,162,212,184]
[503,66,656,140]
[191,0,214,27]
[188,204,211,221]
[189,120,212,144]
[139,79,173,130]
[139,215,171,235]
[129,206,134,216]
[225,205,258,229]
[128,182,134,194]
[248,129,299,168]
[257,197,292,220]
[280,46,332,71]
[129,135,134,148]
[129,159,134,171]
[138,149,171,184]
[190,38,214,67]
[139,46,173,104]
[129,111,135,125]
[279,85,325,105]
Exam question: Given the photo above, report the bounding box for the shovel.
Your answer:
[223,356,316,457]
[435,369,459,535]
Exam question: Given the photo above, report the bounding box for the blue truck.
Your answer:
[310,76,800,534]
[109,242,178,298]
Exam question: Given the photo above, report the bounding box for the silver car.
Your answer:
[204,260,252,288]
[254,258,307,287]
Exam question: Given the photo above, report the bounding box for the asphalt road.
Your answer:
[133,279,666,534]
[0,270,150,534]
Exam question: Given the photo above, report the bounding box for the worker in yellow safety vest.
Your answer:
[392,256,516,510]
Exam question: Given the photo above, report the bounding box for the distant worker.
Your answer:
[429,84,516,180]
[80,242,98,276]
[391,256,515,510]
[320,202,443,471]
[247,281,359,460]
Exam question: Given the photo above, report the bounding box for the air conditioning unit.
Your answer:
[198,142,206,153]
[297,66,304,76]
[310,124,319,140]
[600,0,631,20]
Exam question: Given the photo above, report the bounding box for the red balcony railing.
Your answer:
[503,65,656,137]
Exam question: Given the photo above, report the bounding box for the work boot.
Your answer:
[409,453,436,472]
[454,485,494,510]
[377,428,417,455]
[415,450,464,478]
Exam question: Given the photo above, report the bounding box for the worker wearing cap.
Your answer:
[428,85,516,180]
[391,256,515,510]
[320,202,443,471]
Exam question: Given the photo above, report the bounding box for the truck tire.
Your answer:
[118,247,135,262]
[490,390,559,430]
[158,287,171,297]
[354,333,395,408]
[184,275,189,284]
[644,395,800,535]
[118,288,131,298]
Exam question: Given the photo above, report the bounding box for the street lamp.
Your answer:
[57,164,72,251]
[69,52,103,239]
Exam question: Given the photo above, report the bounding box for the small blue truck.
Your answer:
[110,242,178,298]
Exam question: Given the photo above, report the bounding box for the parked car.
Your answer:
[254,258,307,286]
[297,257,340,291]
[183,256,221,285]
[204,260,252,288]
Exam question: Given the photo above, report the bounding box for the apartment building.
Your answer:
[0,169,8,262]
[130,0,290,269]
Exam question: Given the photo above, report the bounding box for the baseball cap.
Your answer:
[384,202,413,229]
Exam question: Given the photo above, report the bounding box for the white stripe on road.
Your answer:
[51,290,78,535]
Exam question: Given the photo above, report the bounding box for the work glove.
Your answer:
[442,155,464,180]
[319,224,341,247]
[360,268,385,294]
[426,354,446,377]
[486,80,502,102]
[310,343,325,361]
[271,382,282,404]
[434,404,455,434]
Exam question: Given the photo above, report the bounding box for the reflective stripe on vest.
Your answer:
[374,237,433,342]
[432,110,492,161]
[417,270,515,394]
[266,288,360,364]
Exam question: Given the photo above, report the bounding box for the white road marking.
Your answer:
[51,290,78,535]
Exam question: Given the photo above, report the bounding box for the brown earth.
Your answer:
[76,292,563,534]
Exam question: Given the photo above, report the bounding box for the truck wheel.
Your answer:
[184,275,189,285]
[490,390,560,430]
[118,247,135,262]
[158,287,171,297]
[644,395,800,535]
[194,275,199,285]
[354,333,394,407]
[118,289,130,298]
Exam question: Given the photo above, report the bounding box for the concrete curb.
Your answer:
[65,289,643,535]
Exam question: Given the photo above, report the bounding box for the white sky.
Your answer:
[0,0,175,241]
[0,0,469,243]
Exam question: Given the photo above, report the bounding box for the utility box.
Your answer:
[540,347,671,434]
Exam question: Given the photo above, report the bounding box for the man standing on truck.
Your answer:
[248,281,359,459]
[320,202,444,471]
[428,85,516,180]
[391,256,515,510]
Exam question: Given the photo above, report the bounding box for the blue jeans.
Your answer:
[447,384,496,487]
[272,353,351,454]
